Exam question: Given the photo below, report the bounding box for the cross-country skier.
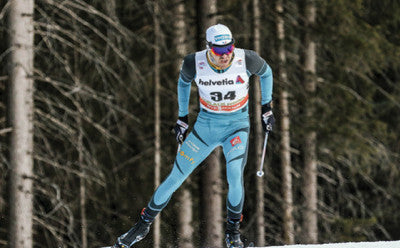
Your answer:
[113,24,274,248]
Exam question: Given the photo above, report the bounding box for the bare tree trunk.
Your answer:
[276,0,295,244]
[8,0,35,247]
[301,0,318,244]
[73,33,87,248]
[252,0,265,246]
[78,119,87,248]
[201,148,223,248]
[177,189,194,248]
[153,1,161,247]
[197,1,222,247]
[174,1,194,248]
[174,0,187,72]
[104,0,122,68]
[241,0,250,47]
[197,0,217,49]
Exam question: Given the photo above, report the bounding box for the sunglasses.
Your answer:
[210,42,235,56]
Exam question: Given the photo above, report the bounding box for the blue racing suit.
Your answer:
[145,48,273,220]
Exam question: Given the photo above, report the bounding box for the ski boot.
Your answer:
[113,209,153,248]
[225,217,244,248]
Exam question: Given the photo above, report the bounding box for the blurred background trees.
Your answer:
[1,0,399,247]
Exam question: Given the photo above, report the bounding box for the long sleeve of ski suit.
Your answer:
[244,49,273,105]
[145,49,273,220]
[177,54,196,117]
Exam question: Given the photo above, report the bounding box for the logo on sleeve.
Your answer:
[230,136,242,146]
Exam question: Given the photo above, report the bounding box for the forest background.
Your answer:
[1,0,400,248]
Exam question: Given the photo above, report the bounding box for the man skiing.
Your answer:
[113,24,274,248]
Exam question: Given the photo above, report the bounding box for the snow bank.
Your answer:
[261,240,400,248]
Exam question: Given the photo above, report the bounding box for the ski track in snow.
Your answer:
[259,240,400,248]
[101,240,400,248]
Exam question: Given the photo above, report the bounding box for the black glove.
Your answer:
[174,115,189,144]
[261,102,275,132]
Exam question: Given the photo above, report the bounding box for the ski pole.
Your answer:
[171,126,182,154]
[177,143,181,154]
[257,131,269,177]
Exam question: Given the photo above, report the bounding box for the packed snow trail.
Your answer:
[101,240,400,248]
[262,240,400,248]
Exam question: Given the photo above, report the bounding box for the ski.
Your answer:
[226,242,254,248]
[102,241,254,248]
[102,243,254,248]
[102,245,253,248]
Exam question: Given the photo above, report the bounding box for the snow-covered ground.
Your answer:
[261,240,400,248]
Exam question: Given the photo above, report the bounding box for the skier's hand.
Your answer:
[261,102,275,132]
[174,115,189,144]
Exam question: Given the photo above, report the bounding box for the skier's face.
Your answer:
[210,49,234,69]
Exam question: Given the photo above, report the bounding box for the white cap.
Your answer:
[206,24,233,46]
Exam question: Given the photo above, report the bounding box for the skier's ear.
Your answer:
[206,40,211,49]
